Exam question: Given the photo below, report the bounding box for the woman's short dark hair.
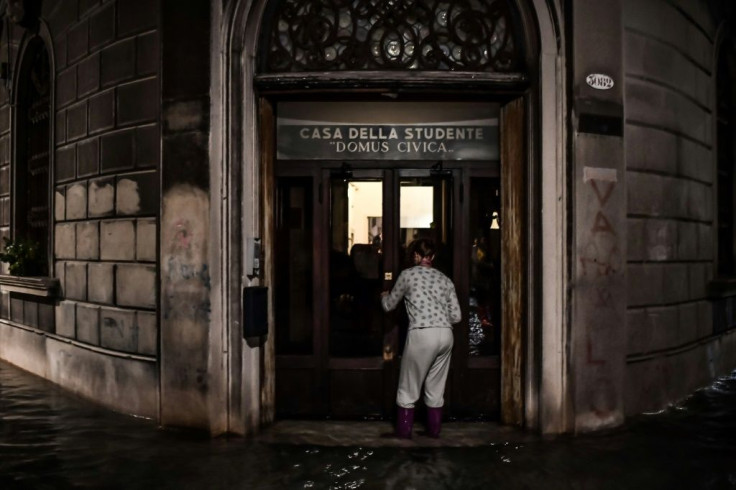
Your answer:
[409,238,436,258]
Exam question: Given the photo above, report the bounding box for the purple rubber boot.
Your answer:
[426,406,443,438]
[395,406,414,439]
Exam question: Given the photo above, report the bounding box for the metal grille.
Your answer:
[261,0,521,72]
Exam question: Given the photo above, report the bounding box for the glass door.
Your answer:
[391,171,456,362]
[451,173,502,418]
[324,168,459,417]
[328,176,385,358]
[324,168,399,417]
[274,165,503,420]
[398,172,454,275]
[274,171,325,416]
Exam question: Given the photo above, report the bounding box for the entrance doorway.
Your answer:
[272,101,505,420]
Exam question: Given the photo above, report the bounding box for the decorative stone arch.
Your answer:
[212,0,568,435]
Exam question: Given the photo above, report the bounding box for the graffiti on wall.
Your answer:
[162,185,211,323]
[161,184,211,401]
[579,166,622,421]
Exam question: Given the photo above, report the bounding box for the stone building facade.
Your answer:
[0,0,733,436]
[0,0,159,418]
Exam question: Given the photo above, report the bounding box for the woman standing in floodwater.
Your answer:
[381,238,461,439]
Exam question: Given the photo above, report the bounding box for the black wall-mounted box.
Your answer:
[575,98,624,137]
[243,286,268,338]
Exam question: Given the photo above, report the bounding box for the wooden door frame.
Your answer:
[500,96,526,426]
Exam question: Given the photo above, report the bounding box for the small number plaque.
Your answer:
[585,73,614,90]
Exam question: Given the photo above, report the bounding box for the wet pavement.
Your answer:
[1,361,736,489]
[258,420,533,448]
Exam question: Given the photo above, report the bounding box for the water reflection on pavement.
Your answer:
[1,361,735,489]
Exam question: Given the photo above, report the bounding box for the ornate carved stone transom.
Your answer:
[260,0,522,72]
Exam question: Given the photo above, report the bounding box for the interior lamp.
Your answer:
[490,211,500,230]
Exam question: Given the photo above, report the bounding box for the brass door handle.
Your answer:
[383,344,394,361]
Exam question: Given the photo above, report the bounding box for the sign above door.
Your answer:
[276,102,499,161]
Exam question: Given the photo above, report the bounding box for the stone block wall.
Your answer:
[0,0,159,359]
[623,0,730,414]
[51,0,159,357]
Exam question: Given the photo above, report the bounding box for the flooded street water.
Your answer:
[1,361,735,489]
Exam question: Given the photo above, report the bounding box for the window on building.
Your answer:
[13,38,51,275]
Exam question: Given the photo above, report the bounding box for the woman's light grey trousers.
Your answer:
[396,327,454,408]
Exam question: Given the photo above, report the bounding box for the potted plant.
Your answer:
[0,236,43,276]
